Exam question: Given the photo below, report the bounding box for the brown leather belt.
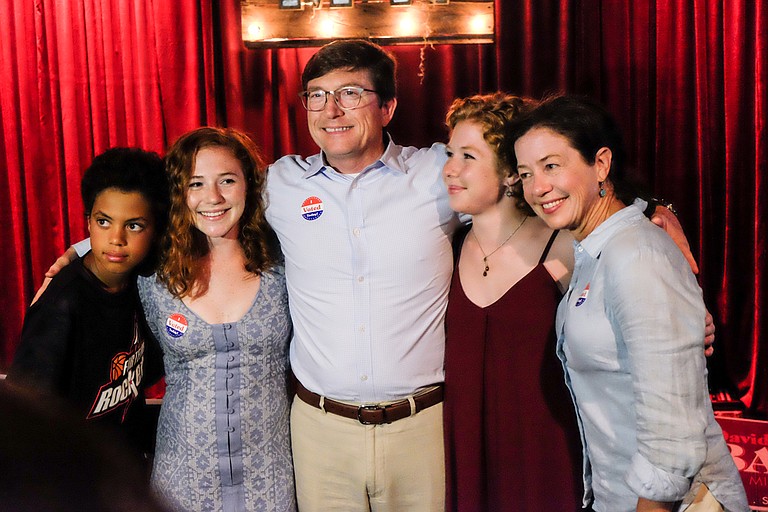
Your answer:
[294,380,443,425]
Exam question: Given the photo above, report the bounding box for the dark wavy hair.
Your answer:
[157,127,279,298]
[81,147,169,275]
[301,39,397,105]
[445,92,536,216]
[509,94,639,206]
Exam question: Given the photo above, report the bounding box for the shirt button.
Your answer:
[224,324,232,330]
[228,355,235,362]
[360,375,368,381]
[227,342,235,348]
[227,390,234,396]
[359,325,366,333]
[577,246,584,253]
[353,228,361,237]
[357,276,364,283]
[227,427,235,433]
[228,408,235,414]
[227,372,234,379]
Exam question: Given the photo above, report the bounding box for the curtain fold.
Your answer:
[1,0,765,416]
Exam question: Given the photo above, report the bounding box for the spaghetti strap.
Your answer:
[452,223,472,266]
[537,230,560,264]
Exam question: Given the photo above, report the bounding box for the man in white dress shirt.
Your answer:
[266,39,456,511]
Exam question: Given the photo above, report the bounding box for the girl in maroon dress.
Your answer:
[441,93,583,511]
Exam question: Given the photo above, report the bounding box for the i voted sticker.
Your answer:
[575,284,590,307]
[166,313,188,338]
[301,196,324,221]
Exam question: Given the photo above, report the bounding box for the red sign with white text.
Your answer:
[717,415,768,510]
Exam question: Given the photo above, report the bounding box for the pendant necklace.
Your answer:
[471,216,528,277]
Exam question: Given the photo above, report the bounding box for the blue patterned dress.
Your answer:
[138,268,295,512]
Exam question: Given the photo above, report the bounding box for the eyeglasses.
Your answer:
[299,86,378,112]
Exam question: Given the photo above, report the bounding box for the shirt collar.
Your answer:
[378,134,408,174]
[301,132,404,179]
[575,204,645,258]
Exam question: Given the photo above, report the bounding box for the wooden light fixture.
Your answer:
[241,0,494,48]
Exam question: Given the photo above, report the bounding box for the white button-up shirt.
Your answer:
[266,138,460,402]
[557,205,748,511]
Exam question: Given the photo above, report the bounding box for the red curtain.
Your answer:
[0,0,221,358]
[1,1,765,417]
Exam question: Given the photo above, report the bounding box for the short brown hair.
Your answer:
[301,39,397,104]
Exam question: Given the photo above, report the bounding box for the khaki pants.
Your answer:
[290,395,445,512]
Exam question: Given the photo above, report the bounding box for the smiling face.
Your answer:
[305,68,397,174]
[185,146,247,241]
[515,127,611,240]
[442,120,512,215]
[86,188,155,290]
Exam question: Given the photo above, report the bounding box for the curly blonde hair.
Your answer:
[158,127,279,298]
[445,92,535,216]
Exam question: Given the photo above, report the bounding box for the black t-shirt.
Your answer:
[8,256,163,455]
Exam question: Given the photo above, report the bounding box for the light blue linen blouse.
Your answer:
[556,205,748,511]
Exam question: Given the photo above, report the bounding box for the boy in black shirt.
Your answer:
[7,147,168,460]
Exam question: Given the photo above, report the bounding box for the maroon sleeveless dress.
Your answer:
[444,228,583,511]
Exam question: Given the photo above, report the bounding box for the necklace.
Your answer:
[471,216,528,277]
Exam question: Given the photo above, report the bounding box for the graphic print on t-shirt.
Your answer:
[87,315,145,421]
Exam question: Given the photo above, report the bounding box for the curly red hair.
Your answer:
[445,92,535,216]
[158,127,279,298]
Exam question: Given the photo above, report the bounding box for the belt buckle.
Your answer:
[357,404,385,425]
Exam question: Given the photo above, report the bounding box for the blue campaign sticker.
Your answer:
[166,313,188,338]
[575,284,590,307]
[301,196,324,221]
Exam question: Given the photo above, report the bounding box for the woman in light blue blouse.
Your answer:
[512,95,747,512]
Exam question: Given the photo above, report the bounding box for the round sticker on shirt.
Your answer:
[166,313,188,338]
[301,196,324,221]
[575,284,590,307]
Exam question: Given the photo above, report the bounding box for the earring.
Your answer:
[505,185,514,197]
[598,181,606,198]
